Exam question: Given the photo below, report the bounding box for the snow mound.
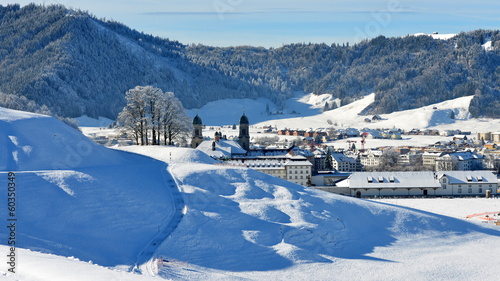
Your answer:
[116,146,216,165]
[0,107,176,267]
[0,108,130,171]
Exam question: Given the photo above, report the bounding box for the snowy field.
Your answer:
[370,198,500,221]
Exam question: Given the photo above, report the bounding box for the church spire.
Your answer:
[238,112,250,151]
[191,113,203,148]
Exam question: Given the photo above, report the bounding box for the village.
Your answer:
[83,112,500,199]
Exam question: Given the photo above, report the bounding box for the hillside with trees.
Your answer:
[0,4,274,119]
[0,4,499,119]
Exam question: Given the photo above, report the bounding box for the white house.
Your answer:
[436,171,498,196]
[331,152,358,172]
[422,152,443,168]
[336,171,499,197]
[359,150,383,168]
[285,155,313,186]
[435,151,483,171]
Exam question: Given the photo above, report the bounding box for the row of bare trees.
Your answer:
[118,86,192,146]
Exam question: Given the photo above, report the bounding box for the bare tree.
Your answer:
[378,148,401,171]
[118,86,191,146]
[119,86,148,145]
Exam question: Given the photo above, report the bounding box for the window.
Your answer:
[443,185,446,189]
[468,188,472,193]
[442,178,447,183]
[458,188,462,193]
[300,176,303,179]
[479,188,482,193]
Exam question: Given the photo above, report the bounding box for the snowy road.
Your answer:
[132,164,185,276]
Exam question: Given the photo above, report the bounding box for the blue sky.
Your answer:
[11,0,500,47]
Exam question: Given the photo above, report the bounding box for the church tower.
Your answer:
[238,113,250,150]
[191,114,203,148]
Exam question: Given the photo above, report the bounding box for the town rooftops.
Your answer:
[337,170,498,190]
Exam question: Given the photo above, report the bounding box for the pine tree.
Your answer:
[325,150,333,171]
[323,102,330,112]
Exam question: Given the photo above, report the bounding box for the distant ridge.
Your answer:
[0,4,499,118]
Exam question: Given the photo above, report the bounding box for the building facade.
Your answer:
[285,155,313,186]
[336,171,499,197]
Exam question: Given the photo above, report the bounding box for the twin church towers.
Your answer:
[191,113,250,151]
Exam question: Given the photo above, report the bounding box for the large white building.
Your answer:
[435,151,483,171]
[228,155,313,186]
[330,152,358,172]
[359,150,382,168]
[285,155,313,186]
[337,170,499,197]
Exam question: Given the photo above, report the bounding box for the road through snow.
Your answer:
[132,164,185,276]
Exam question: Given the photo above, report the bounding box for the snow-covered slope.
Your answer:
[187,93,497,132]
[0,107,177,267]
[121,146,500,281]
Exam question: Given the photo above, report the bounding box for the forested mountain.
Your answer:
[187,32,500,118]
[0,4,273,118]
[0,4,499,119]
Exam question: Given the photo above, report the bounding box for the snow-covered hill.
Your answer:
[0,107,178,267]
[121,146,500,281]
[187,93,499,133]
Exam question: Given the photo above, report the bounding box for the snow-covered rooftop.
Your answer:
[338,171,440,189]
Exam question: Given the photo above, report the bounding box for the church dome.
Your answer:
[239,114,249,124]
[193,114,203,125]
